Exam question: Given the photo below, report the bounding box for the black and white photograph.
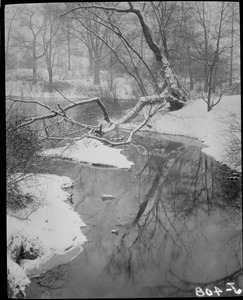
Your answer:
[5,1,241,298]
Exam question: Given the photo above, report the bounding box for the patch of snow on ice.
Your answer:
[40,138,134,169]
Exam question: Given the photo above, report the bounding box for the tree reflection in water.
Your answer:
[26,134,242,298]
[28,264,71,299]
[105,135,242,297]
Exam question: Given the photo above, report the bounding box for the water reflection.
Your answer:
[105,136,242,296]
[26,133,242,298]
[28,264,71,299]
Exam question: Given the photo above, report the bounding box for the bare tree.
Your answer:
[150,1,178,59]
[63,2,188,98]
[5,6,24,55]
[66,3,109,85]
[228,2,240,88]
[19,7,46,83]
[41,4,66,89]
[74,6,155,95]
[190,2,232,111]
[5,5,24,68]
[180,1,194,91]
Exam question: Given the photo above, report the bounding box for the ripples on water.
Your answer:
[26,132,242,298]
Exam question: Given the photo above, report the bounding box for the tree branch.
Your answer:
[6,96,110,130]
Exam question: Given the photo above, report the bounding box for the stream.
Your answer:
[25,131,242,298]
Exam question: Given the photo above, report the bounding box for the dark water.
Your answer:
[25,132,242,298]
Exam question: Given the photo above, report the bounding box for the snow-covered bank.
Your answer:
[40,138,134,169]
[149,95,241,168]
[7,173,87,298]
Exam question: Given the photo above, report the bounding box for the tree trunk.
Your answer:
[33,59,37,84]
[93,57,100,85]
[187,46,193,91]
[151,52,160,78]
[202,2,209,94]
[229,3,234,87]
[88,49,94,75]
[109,53,113,92]
[48,66,53,92]
[212,60,218,93]
[6,11,17,58]
[48,69,53,85]
[67,24,71,71]
[162,32,169,59]
[140,30,144,59]
[32,38,37,84]
[189,69,194,91]
[207,68,213,111]
[181,1,193,91]
[204,66,208,93]
[189,73,193,91]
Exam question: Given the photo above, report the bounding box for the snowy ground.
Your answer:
[138,95,241,169]
[7,173,87,298]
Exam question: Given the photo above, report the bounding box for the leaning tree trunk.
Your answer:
[57,3,189,139]
[127,5,187,97]
[100,2,189,133]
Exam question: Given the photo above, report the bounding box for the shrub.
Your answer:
[7,115,40,173]
[223,112,241,171]
[6,113,41,209]
[7,187,33,211]
[212,111,242,212]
